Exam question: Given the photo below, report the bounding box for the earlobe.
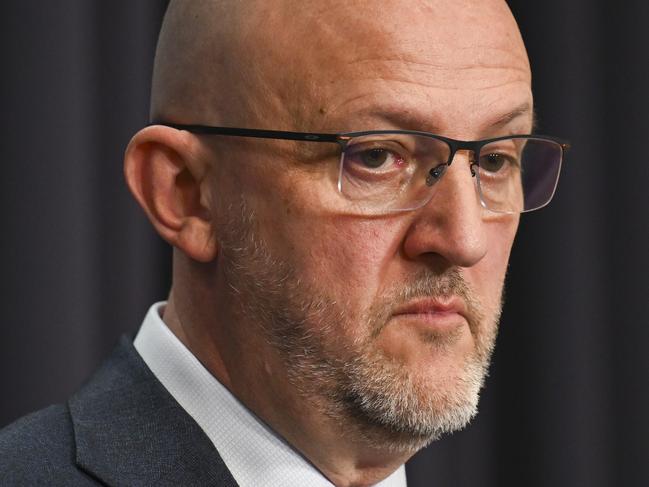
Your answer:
[124,125,218,263]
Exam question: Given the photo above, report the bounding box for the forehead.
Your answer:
[234,0,532,134]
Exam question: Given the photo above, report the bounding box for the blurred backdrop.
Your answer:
[1,1,647,486]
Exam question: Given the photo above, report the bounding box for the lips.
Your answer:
[392,296,466,318]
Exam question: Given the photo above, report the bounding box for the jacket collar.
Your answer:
[68,335,238,486]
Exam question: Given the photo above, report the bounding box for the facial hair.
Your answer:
[220,201,502,453]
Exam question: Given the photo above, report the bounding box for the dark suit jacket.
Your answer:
[0,336,239,486]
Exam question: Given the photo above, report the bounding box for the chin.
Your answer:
[336,342,489,453]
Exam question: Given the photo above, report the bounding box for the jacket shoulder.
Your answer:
[0,404,96,485]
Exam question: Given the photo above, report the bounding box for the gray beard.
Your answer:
[220,201,501,454]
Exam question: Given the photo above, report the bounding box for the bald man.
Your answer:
[0,1,568,486]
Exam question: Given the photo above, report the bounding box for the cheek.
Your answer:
[299,219,404,304]
[233,162,401,292]
[260,162,406,295]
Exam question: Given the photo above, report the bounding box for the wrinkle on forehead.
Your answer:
[150,0,530,130]
[336,60,530,90]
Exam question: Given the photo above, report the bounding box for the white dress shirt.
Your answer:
[134,302,408,487]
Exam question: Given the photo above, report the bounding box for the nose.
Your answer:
[402,153,488,268]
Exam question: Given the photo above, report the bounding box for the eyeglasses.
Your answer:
[154,122,569,215]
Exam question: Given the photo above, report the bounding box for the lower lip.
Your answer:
[393,312,465,331]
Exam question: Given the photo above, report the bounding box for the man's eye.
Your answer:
[480,153,511,173]
[354,148,404,169]
[360,149,393,168]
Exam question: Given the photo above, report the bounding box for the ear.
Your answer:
[124,125,218,263]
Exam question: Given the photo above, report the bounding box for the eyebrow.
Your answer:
[488,102,536,131]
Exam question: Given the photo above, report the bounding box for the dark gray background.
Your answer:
[1,2,647,486]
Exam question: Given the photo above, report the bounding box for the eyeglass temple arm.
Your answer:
[151,122,341,143]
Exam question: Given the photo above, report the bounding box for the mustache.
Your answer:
[393,268,472,303]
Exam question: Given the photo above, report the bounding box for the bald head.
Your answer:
[150,0,530,134]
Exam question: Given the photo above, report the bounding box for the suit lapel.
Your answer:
[69,336,238,486]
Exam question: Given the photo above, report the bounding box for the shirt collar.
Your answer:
[134,302,407,487]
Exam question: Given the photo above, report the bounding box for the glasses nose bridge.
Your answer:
[447,140,480,166]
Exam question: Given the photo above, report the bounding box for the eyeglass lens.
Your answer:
[338,133,563,214]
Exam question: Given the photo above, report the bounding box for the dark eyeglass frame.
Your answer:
[152,122,570,157]
[153,122,570,214]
